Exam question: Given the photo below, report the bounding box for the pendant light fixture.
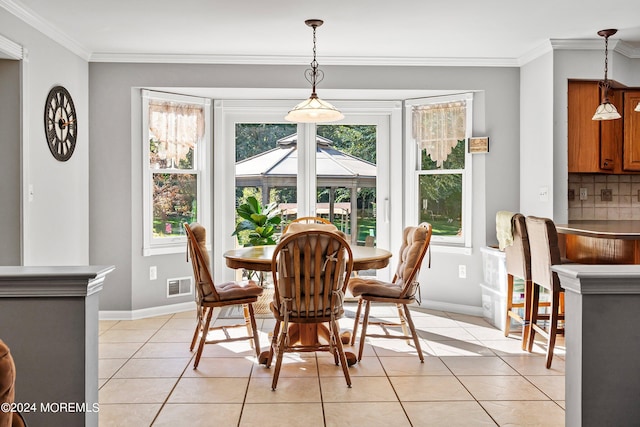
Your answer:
[592,29,621,121]
[285,19,344,123]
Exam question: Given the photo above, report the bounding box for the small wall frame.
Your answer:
[468,137,489,153]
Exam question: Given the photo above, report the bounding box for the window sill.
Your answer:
[430,244,472,255]
[143,241,212,257]
[143,245,185,257]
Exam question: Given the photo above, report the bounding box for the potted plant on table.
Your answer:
[232,196,282,287]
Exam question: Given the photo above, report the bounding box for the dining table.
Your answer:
[223,244,392,272]
[223,244,393,365]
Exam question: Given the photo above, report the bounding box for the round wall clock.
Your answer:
[44,85,77,161]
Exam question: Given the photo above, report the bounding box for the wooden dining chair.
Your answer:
[184,222,264,368]
[524,216,566,369]
[283,216,332,233]
[349,222,432,362]
[0,339,27,427]
[267,229,354,390]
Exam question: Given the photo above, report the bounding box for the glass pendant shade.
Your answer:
[593,101,622,120]
[285,94,344,123]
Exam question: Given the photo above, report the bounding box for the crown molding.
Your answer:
[0,0,90,60]
[519,38,640,65]
[549,38,640,58]
[517,40,553,66]
[89,51,520,67]
[615,40,640,59]
[0,32,22,59]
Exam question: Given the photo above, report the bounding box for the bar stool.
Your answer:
[503,213,534,349]
[525,216,565,369]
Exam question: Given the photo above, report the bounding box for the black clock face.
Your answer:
[44,86,77,161]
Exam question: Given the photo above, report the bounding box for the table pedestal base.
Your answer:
[259,323,357,366]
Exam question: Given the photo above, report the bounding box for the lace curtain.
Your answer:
[148,100,204,168]
[412,101,466,167]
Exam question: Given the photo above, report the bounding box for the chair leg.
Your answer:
[193,307,213,369]
[190,308,201,352]
[527,285,540,353]
[242,304,253,348]
[350,298,364,346]
[271,320,288,390]
[331,319,352,387]
[357,300,371,361]
[397,304,410,343]
[504,274,514,337]
[265,320,281,368]
[402,304,424,362]
[545,290,560,369]
[247,303,261,359]
[521,279,533,351]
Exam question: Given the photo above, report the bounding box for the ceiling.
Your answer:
[4,0,640,65]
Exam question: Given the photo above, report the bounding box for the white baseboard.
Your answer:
[99,300,482,321]
[99,301,196,320]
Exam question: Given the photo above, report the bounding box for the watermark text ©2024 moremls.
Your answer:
[1,402,100,414]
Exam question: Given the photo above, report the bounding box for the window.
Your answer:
[233,122,379,247]
[405,94,473,248]
[142,90,211,255]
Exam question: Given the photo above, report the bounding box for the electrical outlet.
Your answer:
[538,186,549,202]
[150,266,157,280]
[601,188,613,201]
[579,188,588,200]
[458,265,466,279]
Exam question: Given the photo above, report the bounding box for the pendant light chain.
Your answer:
[601,32,611,98]
[306,22,323,97]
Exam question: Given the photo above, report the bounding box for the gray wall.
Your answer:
[0,59,20,265]
[0,9,90,267]
[520,51,554,218]
[89,62,520,313]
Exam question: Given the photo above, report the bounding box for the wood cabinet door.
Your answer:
[623,91,640,171]
[568,81,605,173]
[567,80,615,173]
[600,88,622,171]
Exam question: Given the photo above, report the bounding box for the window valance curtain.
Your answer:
[412,101,466,167]
[148,100,204,168]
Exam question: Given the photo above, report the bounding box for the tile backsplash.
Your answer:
[568,174,640,220]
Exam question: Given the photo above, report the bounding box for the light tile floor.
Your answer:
[98,304,566,426]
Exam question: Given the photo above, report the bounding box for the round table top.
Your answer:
[224,245,392,272]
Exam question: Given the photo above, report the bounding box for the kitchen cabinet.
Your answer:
[567,80,624,173]
[623,91,640,171]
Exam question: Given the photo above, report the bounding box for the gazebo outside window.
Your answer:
[235,125,377,246]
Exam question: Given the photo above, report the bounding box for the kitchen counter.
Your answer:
[556,221,640,240]
[555,221,640,264]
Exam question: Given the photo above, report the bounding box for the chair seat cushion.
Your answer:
[347,277,403,299]
[204,280,263,302]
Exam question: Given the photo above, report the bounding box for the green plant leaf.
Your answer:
[246,196,261,214]
[250,213,267,225]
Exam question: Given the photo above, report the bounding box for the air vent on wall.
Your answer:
[167,277,192,298]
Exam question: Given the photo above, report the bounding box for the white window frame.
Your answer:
[141,90,211,256]
[213,99,400,283]
[404,93,473,252]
